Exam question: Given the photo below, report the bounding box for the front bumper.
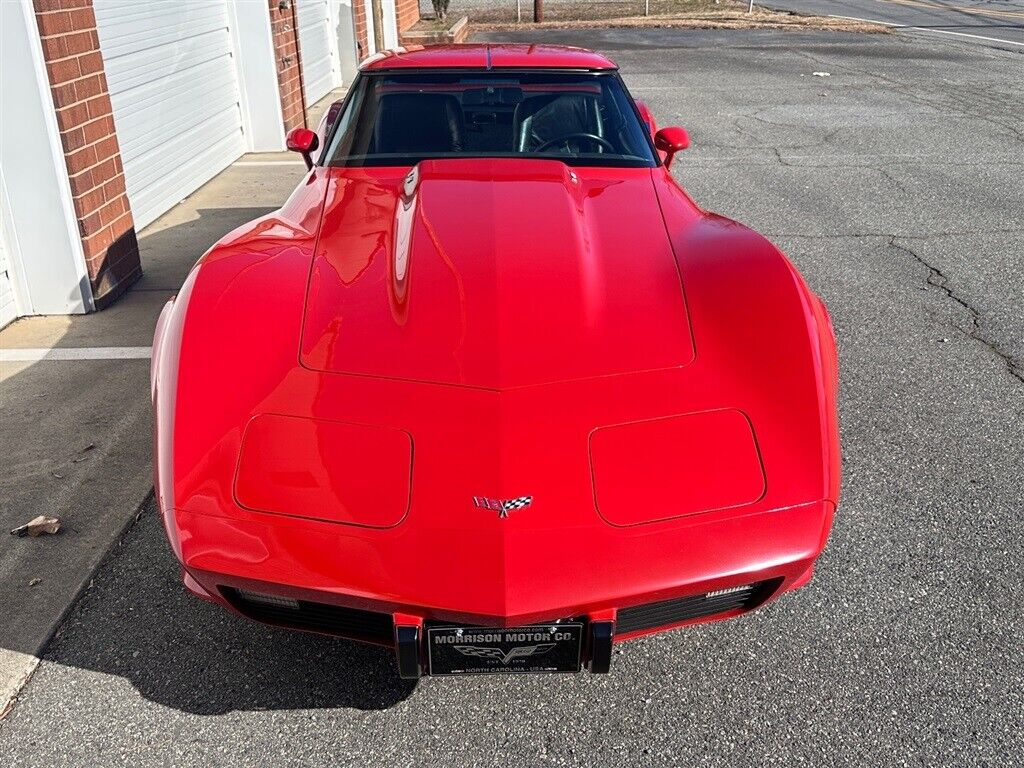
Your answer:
[166,499,832,677]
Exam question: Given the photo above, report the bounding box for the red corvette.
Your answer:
[152,44,839,678]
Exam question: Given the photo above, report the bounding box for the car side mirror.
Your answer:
[654,127,690,168]
[286,127,320,170]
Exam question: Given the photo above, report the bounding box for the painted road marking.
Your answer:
[235,160,306,167]
[781,11,1023,47]
[0,347,152,361]
[906,26,1024,45]
[880,0,1024,21]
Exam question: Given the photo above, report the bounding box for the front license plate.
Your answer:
[427,624,583,675]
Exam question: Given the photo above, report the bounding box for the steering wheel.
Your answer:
[535,133,615,154]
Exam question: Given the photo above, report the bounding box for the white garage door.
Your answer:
[94,0,246,229]
[297,0,341,105]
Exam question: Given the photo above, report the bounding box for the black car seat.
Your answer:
[374,93,465,154]
[513,93,604,152]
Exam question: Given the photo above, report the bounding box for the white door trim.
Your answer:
[0,0,92,317]
[228,0,287,151]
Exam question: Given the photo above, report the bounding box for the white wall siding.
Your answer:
[94,0,247,229]
[0,214,14,329]
[382,0,399,49]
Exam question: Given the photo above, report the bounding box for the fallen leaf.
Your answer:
[10,515,61,537]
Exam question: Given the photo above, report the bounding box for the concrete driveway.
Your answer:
[1,29,1022,766]
[0,92,340,713]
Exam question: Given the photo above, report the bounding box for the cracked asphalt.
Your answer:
[2,28,1022,767]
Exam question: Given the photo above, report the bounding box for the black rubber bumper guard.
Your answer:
[395,620,615,679]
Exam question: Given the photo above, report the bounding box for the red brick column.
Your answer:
[395,0,420,33]
[33,0,141,308]
[268,0,307,132]
[354,2,370,60]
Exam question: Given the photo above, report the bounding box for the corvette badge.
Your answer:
[473,496,533,518]
[454,643,556,665]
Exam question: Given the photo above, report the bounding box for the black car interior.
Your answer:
[374,93,466,155]
[333,74,654,164]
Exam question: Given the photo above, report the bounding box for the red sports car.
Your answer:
[152,44,839,678]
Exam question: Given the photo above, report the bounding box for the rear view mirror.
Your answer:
[654,126,690,168]
[286,127,320,170]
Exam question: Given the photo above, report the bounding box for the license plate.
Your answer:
[427,623,583,675]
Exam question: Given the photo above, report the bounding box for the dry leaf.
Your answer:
[10,515,61,537]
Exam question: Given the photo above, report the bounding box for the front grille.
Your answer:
[615,578,781,635]
[222,587,394,644]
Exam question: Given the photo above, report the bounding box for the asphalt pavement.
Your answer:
[762,0,1024,49]
[1,28,1022,767]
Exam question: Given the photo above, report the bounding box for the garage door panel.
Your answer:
[94,0,246,229]
[103,32,234,94]
[129,131,246,229]
[124,107,241,192]
[297,0,339,105]
[99,21,230,63]
[96,8,229,62]
[110,62,241,151]
[112,71,240,141]
[115,94,241,163]
[123,108,243,200]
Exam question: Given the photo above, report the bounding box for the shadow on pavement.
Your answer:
[40,498,417,714]
[135,206,281,292]
[0,207,278,663]
[4,201,415,714]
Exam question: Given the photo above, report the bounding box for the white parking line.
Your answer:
[906,26,1024,45]
[0,347,152,362]
[235,161,305,167]
[827,13,1023,46]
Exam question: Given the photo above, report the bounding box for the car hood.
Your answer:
[300,159,694,389]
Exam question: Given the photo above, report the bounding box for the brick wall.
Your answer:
[355,0,418,57]
[33,0,141,308]
[395,0,420,32]
[354,1,369,60]
[268,0,306,132]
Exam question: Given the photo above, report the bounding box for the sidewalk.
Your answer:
[0,89,343,715]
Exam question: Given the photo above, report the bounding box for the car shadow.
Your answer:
[40,497,417,714]
[3,186,418,713]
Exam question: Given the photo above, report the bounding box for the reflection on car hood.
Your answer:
[301,158,694,389]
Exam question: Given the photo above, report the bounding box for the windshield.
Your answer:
[324,71,657,168]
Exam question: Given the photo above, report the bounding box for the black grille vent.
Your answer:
[616,579,781,635]
[223,588,394,644]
